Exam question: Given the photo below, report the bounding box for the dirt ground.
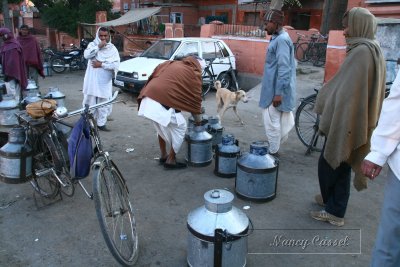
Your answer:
[0,65,387,267]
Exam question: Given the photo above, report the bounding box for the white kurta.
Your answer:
[82,42,120,98]
[138,97,187,153]
[82,28,120,126]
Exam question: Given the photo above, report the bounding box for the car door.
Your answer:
[200,40,233,79]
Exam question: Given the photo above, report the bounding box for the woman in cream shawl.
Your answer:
[310,7,386,226]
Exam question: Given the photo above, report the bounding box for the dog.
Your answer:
[215,80,248,125]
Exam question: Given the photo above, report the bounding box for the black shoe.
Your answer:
[164,161,187,170]
[98,125,111,132]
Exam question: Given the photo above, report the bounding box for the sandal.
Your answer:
[164,161,187,170]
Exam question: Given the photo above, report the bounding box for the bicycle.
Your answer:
[293,32,308,61]
[295,89,325,155]
[201,56,239,97]
[15,92,139,266]
[296,33,328,67]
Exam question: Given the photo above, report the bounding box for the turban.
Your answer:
[264,9,284,25]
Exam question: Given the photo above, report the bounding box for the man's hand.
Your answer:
[91,59,102,68]
[361,160,382,180]
[272,95,282,107]
[98,40,107,49]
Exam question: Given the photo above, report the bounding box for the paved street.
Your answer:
[0,65,386,267]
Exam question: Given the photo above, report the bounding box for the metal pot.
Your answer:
[22,90,42,107]
[0,127,33,184]
[44,87,66,107]
[235,141,279,202]
[0,94,19,126]
[214,134,240,178]
[187,189,251,267]
[186,125,213,167]
[186,114,209,139]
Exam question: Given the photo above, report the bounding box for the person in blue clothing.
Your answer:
[259,9,296,156]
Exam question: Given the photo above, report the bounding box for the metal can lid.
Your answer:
[204,189,233,213]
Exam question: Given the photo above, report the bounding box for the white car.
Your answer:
[114,37,237,93]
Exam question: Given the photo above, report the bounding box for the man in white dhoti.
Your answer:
[82,27,120,131]
[138,56,203,170]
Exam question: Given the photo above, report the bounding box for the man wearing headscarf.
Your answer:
[311,7,386,227]
[0,27,28,102]
[259,9,296,157]
[17,25,45,86]
[137,56,203,170]
[82,27,120,131]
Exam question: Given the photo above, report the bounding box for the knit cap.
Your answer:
[264,9,284,24]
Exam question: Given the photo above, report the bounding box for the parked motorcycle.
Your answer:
[50,39,89,74]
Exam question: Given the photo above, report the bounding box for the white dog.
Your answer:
[215,80,248,124]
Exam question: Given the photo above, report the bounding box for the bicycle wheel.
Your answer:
[313,44,326,67]
[51,57,66,73]
[304,46,319,64]
[295,42,309,62]
[201,68,213,97]
[296,43,309,63]
[295,94,325,152]
[30,135,61,198]
[93,156,139,266]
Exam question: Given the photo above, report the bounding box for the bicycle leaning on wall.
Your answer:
[12,92,139,266]
[296,33,328,67]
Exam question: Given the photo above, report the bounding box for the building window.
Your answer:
[170,12,183,24]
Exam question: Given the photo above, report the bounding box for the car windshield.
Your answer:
[141,40,181,59]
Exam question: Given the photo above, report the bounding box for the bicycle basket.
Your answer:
[26,99,57,119]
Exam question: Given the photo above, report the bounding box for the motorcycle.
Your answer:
[50,39,89,74]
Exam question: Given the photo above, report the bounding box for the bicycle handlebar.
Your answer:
[63,91,119,118]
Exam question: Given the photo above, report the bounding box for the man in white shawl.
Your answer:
[82,27,120,131]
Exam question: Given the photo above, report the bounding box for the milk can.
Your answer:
[187,189,251,267]
[24,79,39,97]
[207,116,224,148]
[0,127,33,184]
[235,141,279,202]
[44,87,66,107]
[186,114,209,139]
[186,125,213,167]
[214,134,240,178]
[0,94,19,126]
[21,90,41,107]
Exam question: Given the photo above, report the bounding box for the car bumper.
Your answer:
[113,76,147,93]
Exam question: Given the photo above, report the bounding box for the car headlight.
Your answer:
[132,72,139,79]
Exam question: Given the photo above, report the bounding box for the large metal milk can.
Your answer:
[207,116,224,148]
[187,189,251,267]
[214,134,240,178]
[44,87,66,107]
[0,127,33,184]
[186,125,213,167]
[0,94,19,126]
[235,141,279,202]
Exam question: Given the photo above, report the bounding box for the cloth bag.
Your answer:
[68,114,93,179]
[26,99,57,119]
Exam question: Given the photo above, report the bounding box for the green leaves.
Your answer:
[40,0,115,37]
